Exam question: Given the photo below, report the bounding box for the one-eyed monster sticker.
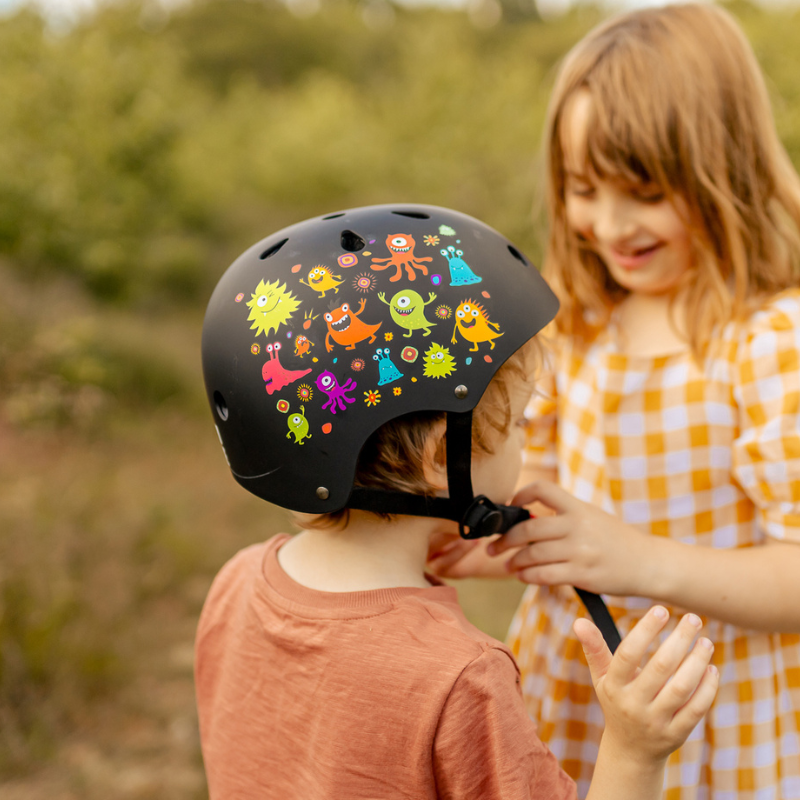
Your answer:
[378,290,437,338]
[247,279,301,337]
[287,405,312,445]
[315,370,358,414]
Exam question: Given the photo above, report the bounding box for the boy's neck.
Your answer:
[278,512,451,592]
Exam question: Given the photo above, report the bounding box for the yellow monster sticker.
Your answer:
[451,300,503,351]
[246,279,301,337]
[299,265,343,298]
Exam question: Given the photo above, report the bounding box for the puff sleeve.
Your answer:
[732,294,800,542]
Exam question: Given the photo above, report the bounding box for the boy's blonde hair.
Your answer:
[543,3,800,355]
[301,338,539,529]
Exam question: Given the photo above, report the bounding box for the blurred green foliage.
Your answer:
[1,0,799,787]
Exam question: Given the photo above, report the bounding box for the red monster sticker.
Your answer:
[261,342,312,395]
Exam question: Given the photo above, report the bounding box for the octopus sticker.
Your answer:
[371,234,433,283]
[315,370,357,414]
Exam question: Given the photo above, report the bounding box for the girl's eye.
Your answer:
[633,187,665,203]
[568,182,595,198]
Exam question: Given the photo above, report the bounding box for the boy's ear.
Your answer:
[420,418,449,493]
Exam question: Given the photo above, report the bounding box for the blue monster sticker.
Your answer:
[374,348,404,386]
[440,246,482,287]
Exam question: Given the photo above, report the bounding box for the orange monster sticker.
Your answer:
[324,300,382,352]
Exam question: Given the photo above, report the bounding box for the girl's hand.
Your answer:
[426,533,514,579]
[575,606,719,763]
[489,480,656,596]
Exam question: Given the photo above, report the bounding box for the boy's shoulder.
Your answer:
[199,533,518,681]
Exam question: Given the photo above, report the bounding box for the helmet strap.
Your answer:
[346,410,622,652]
[348,410,527,539]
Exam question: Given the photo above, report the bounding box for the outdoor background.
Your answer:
[1,0,798,796]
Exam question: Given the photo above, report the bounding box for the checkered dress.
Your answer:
[508,289,800,799]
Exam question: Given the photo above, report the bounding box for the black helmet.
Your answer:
[202,204,558,535]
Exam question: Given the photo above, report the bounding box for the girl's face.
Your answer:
[561,91,693,296]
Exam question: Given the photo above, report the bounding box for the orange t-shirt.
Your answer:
[195,534,577,800]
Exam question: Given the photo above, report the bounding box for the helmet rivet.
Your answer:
[316,487,330,500]
[454,385,468,399]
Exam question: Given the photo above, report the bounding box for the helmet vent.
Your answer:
[213,391,229,421]
[392,210,430,219]
[260,238,289,260]
[507,245,528,266]
[340,230,366,252]
[322,212,345,220]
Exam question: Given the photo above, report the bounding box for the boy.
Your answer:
[197,204,718,799]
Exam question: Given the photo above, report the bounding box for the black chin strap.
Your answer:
[348,410,621,652]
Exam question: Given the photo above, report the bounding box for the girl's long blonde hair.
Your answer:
[544,3,800,355]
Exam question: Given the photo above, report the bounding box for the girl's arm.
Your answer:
[491,480,800,632]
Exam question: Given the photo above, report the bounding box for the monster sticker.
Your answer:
[315,370,357,414]
[373,348,403,386]
[378,290,437,338]
[423,343,457,379]
[324,300,382,352]
[440,246,482,287]
[299,265,343,298]
[452,301,503,351]
[261,342,312,395]
[294,335,314,358]
[371,234,433,282]
[247,279,301,338]
[286,406,312,445]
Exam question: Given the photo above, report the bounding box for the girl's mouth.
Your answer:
[609,243,662,270]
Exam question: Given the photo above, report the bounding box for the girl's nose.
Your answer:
[592,193,637,244]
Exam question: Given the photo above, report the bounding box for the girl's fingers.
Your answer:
[606,606,671,685]
[635,613,705,701]
[511,479,577,512]
[489,515,565,555]
[504,538,565,571]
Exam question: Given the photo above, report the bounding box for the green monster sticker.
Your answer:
[287,405,312,445]
[422,343,457,379]
[378,290,437,338]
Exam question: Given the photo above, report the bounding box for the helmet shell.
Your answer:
[202,204,558,513]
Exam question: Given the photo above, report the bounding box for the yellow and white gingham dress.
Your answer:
[508,288,800,799]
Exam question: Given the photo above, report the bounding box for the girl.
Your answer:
[429,4,800,797]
